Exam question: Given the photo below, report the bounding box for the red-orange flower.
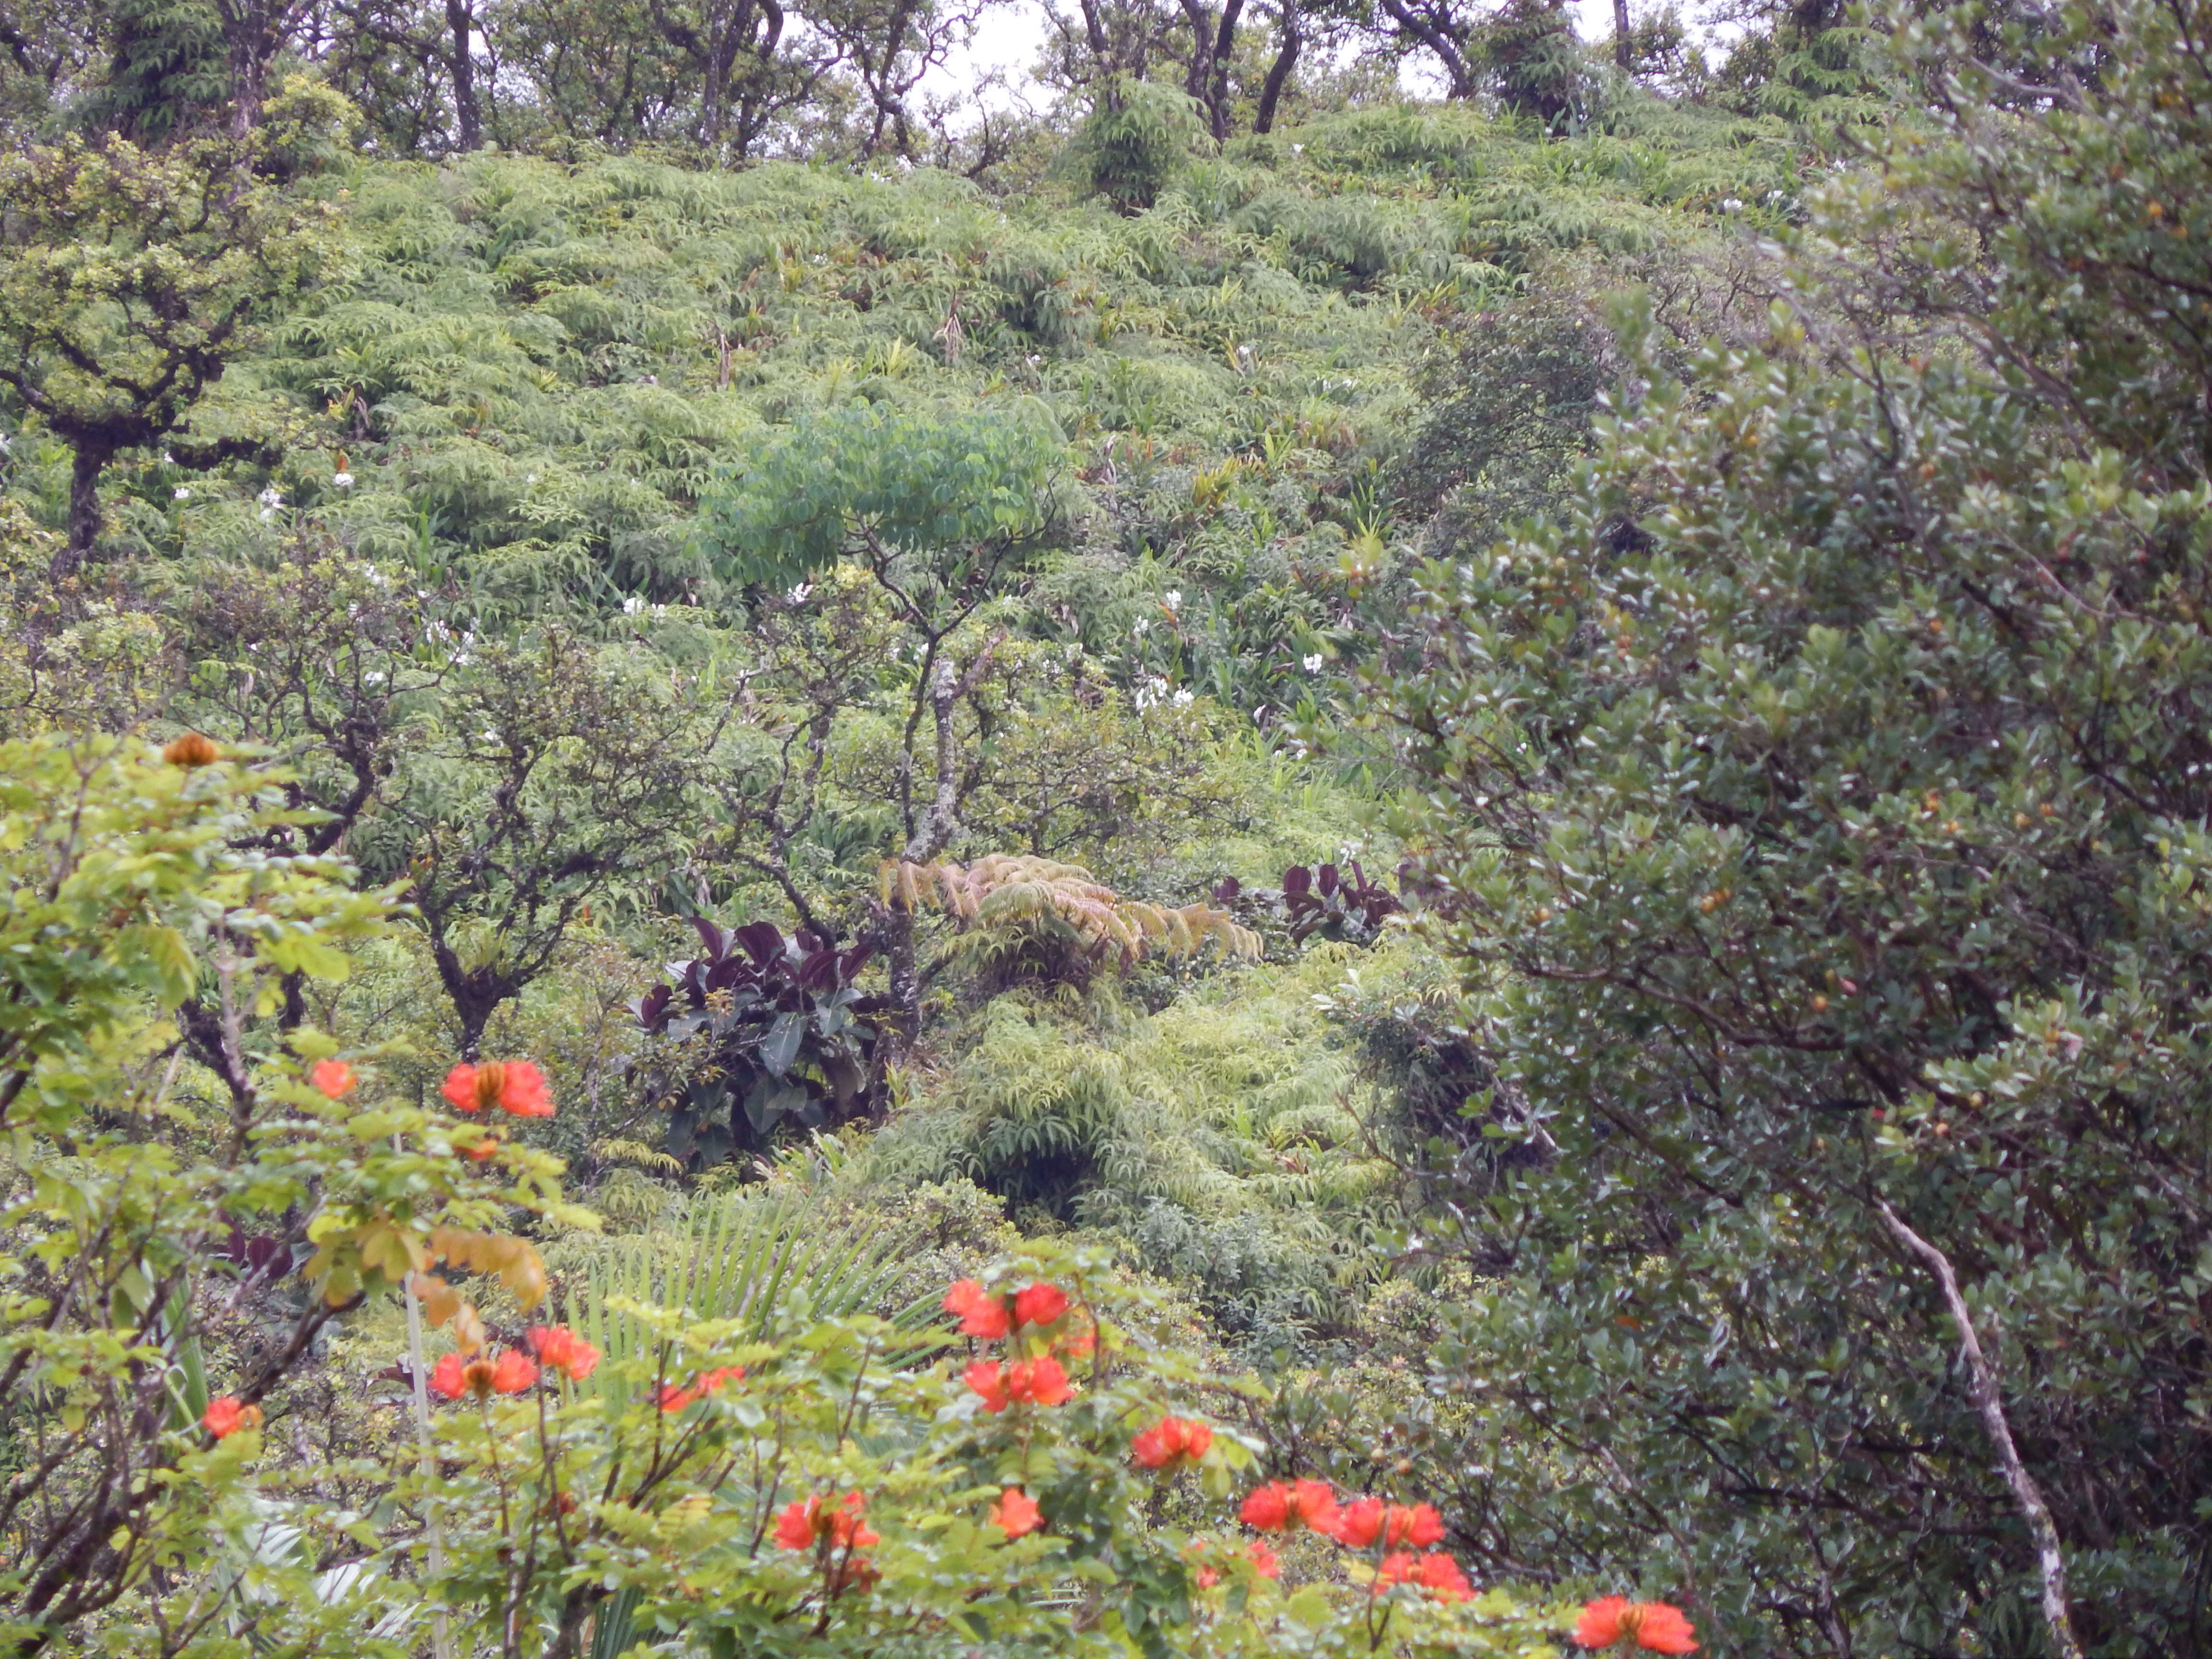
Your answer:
[1378,1551,1473,1602]
[1411,1553,1473,1602]
[1573,1598,1698,1654]
[1247,1538,1281,1579]
[1239,1478,1338,1533]
[775,1492,878,1551]
[309,1060,356,1099]
[989,1487,1043,1538]
[773,1498,818,1550]
[1331,1497,1447,1549]
[201,1395,262,1437]
[1012,1282,1068,1327]
[527,1325,601,1382]
[1393,1503,1446,1548]
[1333,1496,1387,1547]
[658,1364,744,1411]
[1008,1356,1071,1406]
[944,1278,1012,1339]
[1132,1414,1214,1469]
[441,1059,553,1118]
[428,1352,469,1399]
[965,1358,1012,1413]
[490,1350,538,1394]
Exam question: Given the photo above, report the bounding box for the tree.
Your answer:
[0,732,563,1657]
[352,625,730,1059]
[0,81,342,571]
[1352,0,2212,1648]
[699,401,1065,1059]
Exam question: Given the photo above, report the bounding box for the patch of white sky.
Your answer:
[922,0,1732,128]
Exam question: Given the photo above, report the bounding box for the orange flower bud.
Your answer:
[163,733,220,768]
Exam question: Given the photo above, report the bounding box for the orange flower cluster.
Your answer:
[430,1348,538,1400]
[964,1356,1072,1413]
[202,1396,262,1438]
[658,1365,745,1412]
[163,733,219,768]
[1237,1479,1474,1606]
[1329,1497,1445,1550]
[1377,1551,1473,1601]
[527,1324,601,1382]
[942,1278,1069,1339]
[1573,1598,1697,1653]
[441,1060,554,1118]
[774,1491,878,1552]
[309,1060,356,1099]
[989,1487,1043,1538]
[1131,1414,1213,1470]
[1239,1478,1341,1533]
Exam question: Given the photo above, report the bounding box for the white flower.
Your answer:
[1720,197,1744,214]
[525,472,538,484]
[786,581,813,605]
[1132,618,1150,637]
[1291,143,1304,154]
[364,671,386,685]
[258,487,284,509]
[332,471,354,489]
[259,508,275,521]
[359,563,387,586]
[1163,589,1182,611]
[173,486,192,501]
[650,603,667,619]
[1303,653,1324,673]
[480,729,500,744]
[1173,688,1194,707]
[623,595,646,615]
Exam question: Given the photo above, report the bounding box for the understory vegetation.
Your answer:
[3,0,2210,1653]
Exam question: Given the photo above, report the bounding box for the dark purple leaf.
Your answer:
[734,920,785,969]
[692,917,728,961]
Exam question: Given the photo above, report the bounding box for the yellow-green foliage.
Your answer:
[861,941,1432,1353]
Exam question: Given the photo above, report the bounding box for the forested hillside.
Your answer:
[4,0,2210,1656]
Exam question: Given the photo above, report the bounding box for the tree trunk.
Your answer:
[1377,0,1474,97]
[58,441,110,577]
[1180,0,1214,113]
[446,0,481,149]
[1207,0,1242,140]
[1877,1204,2086,1659]
[880,899,920,1073]
[1253,0,1299,132]
[1613,0,1631,70]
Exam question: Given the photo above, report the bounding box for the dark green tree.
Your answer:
[1353,0,2212,1651]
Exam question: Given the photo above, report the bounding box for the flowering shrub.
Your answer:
[288,1249,1570,1659]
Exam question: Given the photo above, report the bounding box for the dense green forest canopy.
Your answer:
[3,0,2210,1655]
